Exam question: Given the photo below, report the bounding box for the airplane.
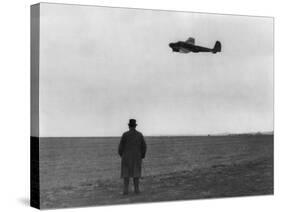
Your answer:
[169,37,221,54]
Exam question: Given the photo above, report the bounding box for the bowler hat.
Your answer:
[128,119,137,127]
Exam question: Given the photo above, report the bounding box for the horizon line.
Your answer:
[35,131,274,138]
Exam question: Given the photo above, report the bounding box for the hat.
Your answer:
[128,119,137,127]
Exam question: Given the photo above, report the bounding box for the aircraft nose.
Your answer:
[169,43,173,47]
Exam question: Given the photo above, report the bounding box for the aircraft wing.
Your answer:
[179,48,190,53]
[185,37,195,45]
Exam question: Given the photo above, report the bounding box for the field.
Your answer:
[39,134,273,208]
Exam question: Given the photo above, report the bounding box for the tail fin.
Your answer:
[212,41,221,53]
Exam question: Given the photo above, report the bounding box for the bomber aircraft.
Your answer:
[169,37,221,54]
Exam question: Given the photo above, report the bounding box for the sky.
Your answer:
[39,3,274,137]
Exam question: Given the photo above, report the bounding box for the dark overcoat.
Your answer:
[118,129,147,178]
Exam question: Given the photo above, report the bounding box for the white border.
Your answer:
[0,0,279,211]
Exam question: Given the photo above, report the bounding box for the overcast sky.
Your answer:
[39,3,273,137]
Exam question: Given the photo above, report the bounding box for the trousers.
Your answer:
[123,177,140,194]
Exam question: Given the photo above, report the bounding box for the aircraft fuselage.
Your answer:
[169,41,213,53]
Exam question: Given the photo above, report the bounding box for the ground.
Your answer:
[41,156,273,209]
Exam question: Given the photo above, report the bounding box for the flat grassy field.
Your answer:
[39,134,273,208]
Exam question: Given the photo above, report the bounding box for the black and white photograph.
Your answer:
[30,2,273,209]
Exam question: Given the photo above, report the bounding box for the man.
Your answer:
[118,119,147,195]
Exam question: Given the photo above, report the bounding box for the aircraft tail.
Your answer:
[212,41,221,53]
